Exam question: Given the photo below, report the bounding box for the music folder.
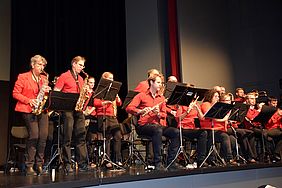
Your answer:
[46,91,79,111]
[228,102,250,123]
[122,90,139,109]
[204,102,234,119]
[253,105,277,125]
[94,78,122,101]
[166,84,208,106]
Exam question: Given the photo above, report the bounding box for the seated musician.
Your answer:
[223,93,256,163]
[268,96,278,108]
[134,68,160,93]
[126,74,184,171]
[265,106,282,162]
[93,72,123,168]
[242,92,268,161]
[200,89,236,165]
[234,87,246,103]
[176,94,208,167]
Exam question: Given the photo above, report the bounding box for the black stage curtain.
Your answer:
[10,0,128,123]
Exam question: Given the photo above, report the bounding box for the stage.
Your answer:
[1,163,282,188]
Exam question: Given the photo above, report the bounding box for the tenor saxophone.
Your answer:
[75,70,89,111]
[32,70,49,115]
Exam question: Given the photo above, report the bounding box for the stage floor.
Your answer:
[1,162,282,188]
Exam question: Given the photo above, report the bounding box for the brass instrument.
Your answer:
[32,70,49,115]
[75,70,89,111]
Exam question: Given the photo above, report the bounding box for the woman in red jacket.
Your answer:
[12,55,50,175]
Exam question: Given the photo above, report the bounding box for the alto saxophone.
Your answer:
[75,70,89,111]
[32,70,49,115]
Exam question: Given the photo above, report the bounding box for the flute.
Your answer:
[140,98,168,117]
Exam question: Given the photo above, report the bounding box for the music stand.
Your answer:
[40,91,79,175]
[94,78,124,170]
[253,105,277,161]
[199,102,234,167]
[228,102,250,163]
[166,85,207,169]
[122,91,149,168]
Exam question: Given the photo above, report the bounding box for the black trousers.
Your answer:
[227,128,256,160]
[136,124,180,165]
[97,115,122,162]
[266,128,282,155]
[182,129,207,163]
[207,130,233,162]
[22,112,48,167]
[62,111,87,167]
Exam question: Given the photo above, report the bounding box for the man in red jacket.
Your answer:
[126,74,184,171]
[54,56,88,172]
[13,55,50,175]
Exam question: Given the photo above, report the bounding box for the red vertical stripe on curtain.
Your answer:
[167,0,180,81]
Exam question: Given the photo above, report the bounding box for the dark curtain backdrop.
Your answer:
[10,0,128,123]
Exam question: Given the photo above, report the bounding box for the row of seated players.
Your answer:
[82,77,281,170]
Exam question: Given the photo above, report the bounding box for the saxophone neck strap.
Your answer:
[70,69,80,92]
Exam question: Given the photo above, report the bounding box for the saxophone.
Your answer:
[75,70,89,111]
[32,70,49,115]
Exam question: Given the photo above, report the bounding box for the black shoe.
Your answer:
[168,162,186,171]
[65,164,74,173]
[79,164,89,172]
[155,163,166,171]
[26,166,36,176]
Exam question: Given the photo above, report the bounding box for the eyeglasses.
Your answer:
[77,63,85,68]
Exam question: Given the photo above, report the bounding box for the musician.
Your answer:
[54,56,88,172]
[223,93,256,163]
[13,55,50,175]
[134,68,160,93]
[176,96,208,167]
[234,87,246,103]
[167,75,178,83]
[265,107,282,162]
[83,77,98,140]
[94,72,123,168]
[242,92,266,160]
[126,74,184,171]
[268,96,278,108]
[200,89,236,165]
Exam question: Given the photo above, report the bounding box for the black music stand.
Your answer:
[40,91,79,175]
[200,102,234,167]
[166,85,207,169]
[122,91,149,168]
[228,102,250,164]
[253,105,277,161]
[94,78,124,170]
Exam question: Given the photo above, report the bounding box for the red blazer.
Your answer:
[13,71,47,113]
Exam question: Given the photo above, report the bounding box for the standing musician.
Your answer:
[176,95,208,167]
[54,56,88,172]
[13,55,51,175]
[94,72,123,168]
[200,89,236,165]
[126,74,184,171]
